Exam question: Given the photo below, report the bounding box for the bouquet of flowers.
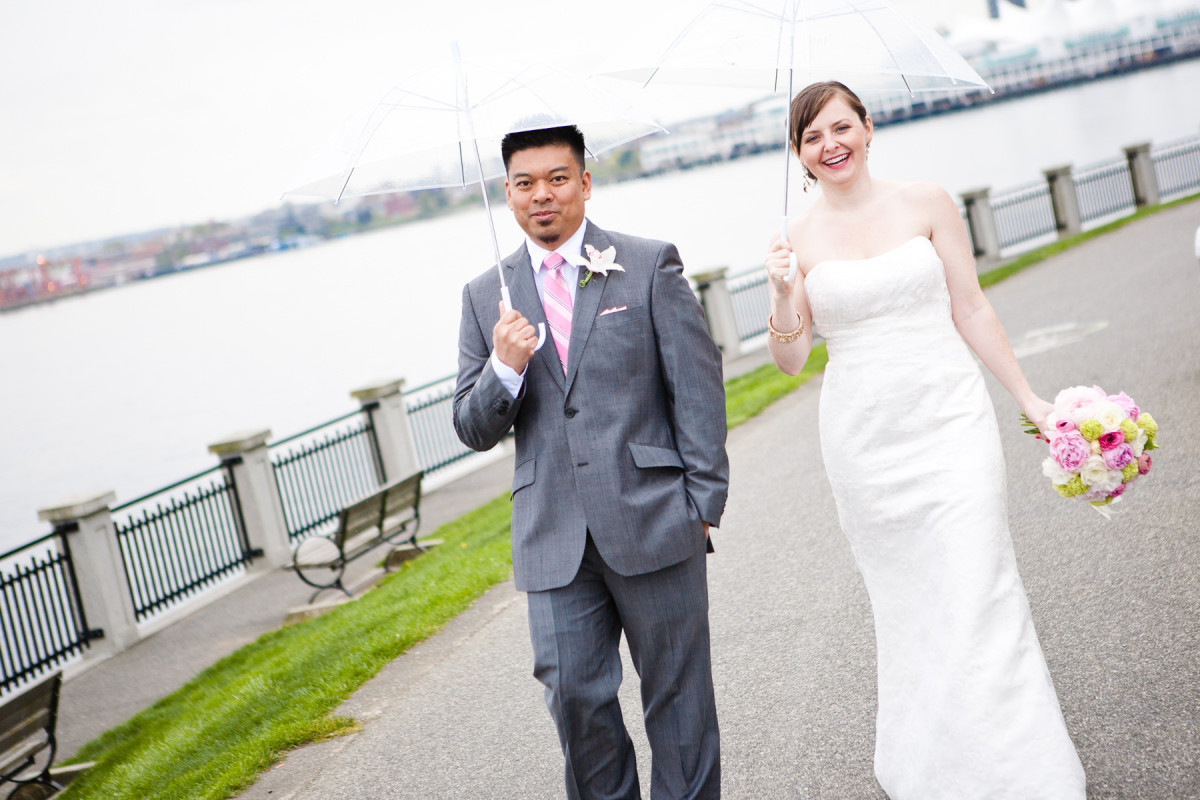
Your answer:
[1023,385,1159,511]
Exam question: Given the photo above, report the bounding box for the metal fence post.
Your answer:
[692,267,742,360]
[960,187,1002,263]
[351,379,421,480]
[1043,165,1083,236]
[207,430,291,570]
[37,491,139,657]
[1123,141,1161,208]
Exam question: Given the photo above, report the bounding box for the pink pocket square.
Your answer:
[599,305,628,316]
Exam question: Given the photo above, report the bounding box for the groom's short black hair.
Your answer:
[502,125,587,175]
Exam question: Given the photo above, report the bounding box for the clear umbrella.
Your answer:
[286,42,664,344]
[599,0,989,277]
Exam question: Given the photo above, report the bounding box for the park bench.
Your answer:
[1,672,62,799]
[292,471,426,602]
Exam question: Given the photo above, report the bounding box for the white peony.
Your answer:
[1041,458,1074,485]
[1079,454,1121,492]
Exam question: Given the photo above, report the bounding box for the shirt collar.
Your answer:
[525,219,589,273]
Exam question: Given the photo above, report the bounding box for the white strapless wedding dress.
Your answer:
[805,236,1086,799]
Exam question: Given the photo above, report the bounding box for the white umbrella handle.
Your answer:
[782,216,798,282]
[501,286,547,350]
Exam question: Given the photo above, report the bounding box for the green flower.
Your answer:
[1119,419,1139,442]
[1137,412,1158,449]
[1121,462,1139,482]
[1090,497,1113,507]
[1054,475,1088,497]
[1079,419,1103,441]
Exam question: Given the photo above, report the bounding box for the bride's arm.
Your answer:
[924,184,1055,432]
[765,234,814,375]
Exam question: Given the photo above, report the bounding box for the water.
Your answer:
[3,61,1200,551]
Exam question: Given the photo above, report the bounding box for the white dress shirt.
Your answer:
[491,221,590,397]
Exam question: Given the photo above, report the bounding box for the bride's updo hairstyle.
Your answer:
[789,81,869,183]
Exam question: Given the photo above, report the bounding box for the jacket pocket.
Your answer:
[593,303,647,328]
[628,442,684,470]
[511,456,535,499]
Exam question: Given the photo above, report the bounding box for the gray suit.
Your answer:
[454,221,728,799]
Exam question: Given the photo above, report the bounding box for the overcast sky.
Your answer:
[0,0,970,258]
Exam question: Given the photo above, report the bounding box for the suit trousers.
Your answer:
[527,535,720,800]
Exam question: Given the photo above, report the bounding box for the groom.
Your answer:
[453,125,729,799]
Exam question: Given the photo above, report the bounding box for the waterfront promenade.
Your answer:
[57,203,1199,798]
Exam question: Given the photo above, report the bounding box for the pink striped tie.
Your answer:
[541,252,572,375]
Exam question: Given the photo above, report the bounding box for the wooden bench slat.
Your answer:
[0,707,50,758]
[292,536,343,569]
[0,737,48,778]
[0,672,60,785]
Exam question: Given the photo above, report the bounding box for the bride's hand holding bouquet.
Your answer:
[1024,385,1159,512]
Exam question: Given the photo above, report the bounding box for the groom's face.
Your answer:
[505,144,591,250]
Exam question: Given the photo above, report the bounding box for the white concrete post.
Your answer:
[692,268,742,360]
[37,491,140,655]
[351,379,422,481]
[960,187,1002,263]
[1043,165,1083,236]
[207,429,292,570]
[1123,142,1161,207]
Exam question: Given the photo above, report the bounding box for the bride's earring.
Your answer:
[801,166,815,193]
[866,141,871,160]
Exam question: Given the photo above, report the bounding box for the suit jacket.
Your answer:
[452,221,729,592]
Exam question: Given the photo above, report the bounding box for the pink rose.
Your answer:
[1137,453,1153,475]
[1051,432,1091,472]
[1108,483,1127,498]
[1107,392,1139,421]
[1098,430,1125,451]
[1055,419,1077,434]
[1102,444,1134,471]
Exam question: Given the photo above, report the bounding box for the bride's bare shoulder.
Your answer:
[890,180,956,210]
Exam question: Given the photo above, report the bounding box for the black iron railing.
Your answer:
[1152,136,1200,199]
[992,181,1057,251]
[111,465,257,623]
[270,409,386,542]
[1075,159,1136,224]
[727,269,770,342]
[0,530,97,697]
[404,375,477,475]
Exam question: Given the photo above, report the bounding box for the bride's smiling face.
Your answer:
[797,96,872,187]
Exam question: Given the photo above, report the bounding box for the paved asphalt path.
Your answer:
[240,203,1199,800]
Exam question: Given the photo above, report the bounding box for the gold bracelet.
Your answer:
[767,315,805,343]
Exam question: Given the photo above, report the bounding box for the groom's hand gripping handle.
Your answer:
[494,300,538,373]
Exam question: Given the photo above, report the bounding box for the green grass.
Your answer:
[61,497,514,800]
[57,191,1198,798]
[725,341,829,428]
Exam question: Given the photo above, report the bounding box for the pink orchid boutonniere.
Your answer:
[578,244,624,288]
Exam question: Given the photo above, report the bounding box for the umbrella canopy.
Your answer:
[597,0,989,278]
[286,44,663,203]
[602,0,988,95]
[285,42,663,342]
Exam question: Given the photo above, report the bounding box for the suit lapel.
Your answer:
[564,222,610,395]
[505,244,566,393]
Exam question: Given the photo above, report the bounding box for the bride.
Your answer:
[763,81,1087,799]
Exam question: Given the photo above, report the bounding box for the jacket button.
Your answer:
[497,401,510,415]
[564,408,577,418]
